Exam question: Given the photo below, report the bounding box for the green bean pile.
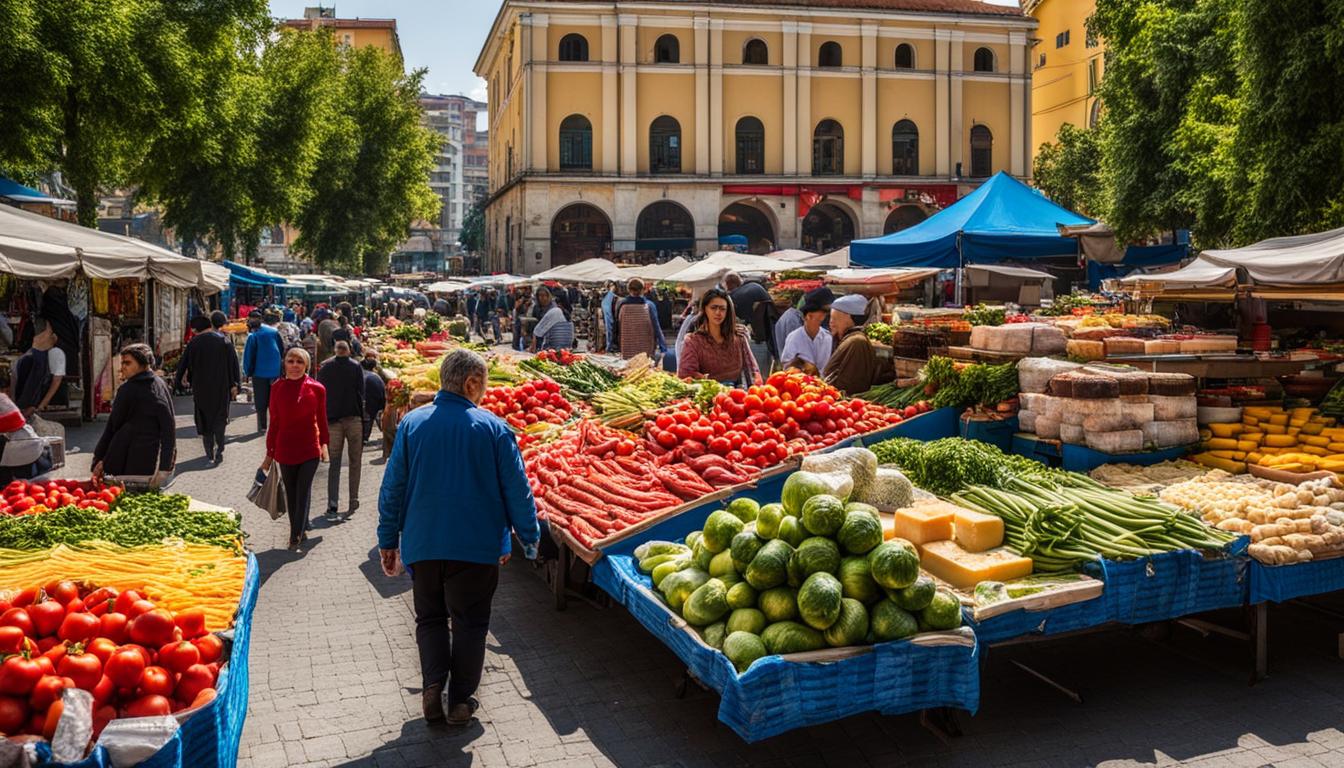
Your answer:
[0,493,243,552]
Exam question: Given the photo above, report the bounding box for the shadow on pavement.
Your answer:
[337,719,486,768]
[359,547,412,599]
[254,535,323,588]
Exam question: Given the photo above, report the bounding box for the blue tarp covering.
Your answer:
[1086,243,1190,290]
[222,260,288,287]
[849,172,1093,269]
[0,177,47,198]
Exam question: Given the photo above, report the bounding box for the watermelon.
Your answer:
[781,471,832,517]
[723,631,767,672]
[761,621,826,654]
[920,588,963,631]
[683,579,730,626]
[870,601,919,642]
[690,538,714,571]
[823,598,870,647]
[844,501,882,523]
[758,586,799,623]
[756,503,784,539]
[838,556,881,604]
[868,539,920,590]
[701,621,728,649]
[726,498,761,523]
[650,557,690,588]
[685,531,702,550]
[777,515,807,547]
[660,567,710,613]
[708,549,736,578]
[791,537,841,579]
[726,607,768,636]
[745,539,793,590]
[726,581,758,610]
[702,510,745,553]
[797,572,844,630]
[837,510,883,555]
[890,575,936,612]
[730,531,765,573]
[801,494,846,537]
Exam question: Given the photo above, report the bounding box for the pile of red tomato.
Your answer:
[0,581,222,740]
[646,372,920,466]
[535,349,579,365]
[480,379,574,429]
[1,481,122,516]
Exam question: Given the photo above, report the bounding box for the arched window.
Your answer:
[812,119,844,176]
[894,43,915,69]
[649,116,681,174]
[818,41,842,68]
[973,47,995,72]
[1089,99,1103,129]
[558,114,592,171]
[891,120,919,176]
[735,117,764,175]
[654,34,680,64]
[970,124,993,177]
[743,38,768,65]
[559,34,589,62]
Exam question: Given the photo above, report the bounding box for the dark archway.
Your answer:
[559,34,589,62]
[973,47,995,72]
[813,119,844,176]
[743,38,768,65]
[884,205,927,234]
[735,116,765,174]
[970,124,993,178]
[558,114,592,170]
[636,201,695,255]
[894,43,915,69]
[818,41,842,67]
[801,202,855,253]
[649,115,681,174]
[550,203,611,266]
[654,34,680,64]
[718,202,776,254]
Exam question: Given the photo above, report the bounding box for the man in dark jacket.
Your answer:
[174,311,240,465]
[362,357,386,444]
[317,341,365,519]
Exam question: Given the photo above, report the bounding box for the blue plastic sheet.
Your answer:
[1087,540,1249,625]
[38,554,259,768]
[967,594,1109,645]
[1010,433,1191,472]
[960,416,1018,454]
[1249,556,1344,604]
[593,552,980,742]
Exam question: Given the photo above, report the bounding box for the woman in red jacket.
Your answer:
[260,347,329,552]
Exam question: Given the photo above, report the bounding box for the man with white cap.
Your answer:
[779,288,834,374]
[823,293,882,395]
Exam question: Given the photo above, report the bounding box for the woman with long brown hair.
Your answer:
[676,289,761,386]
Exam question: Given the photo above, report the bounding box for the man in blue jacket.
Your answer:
[377,348,540,726]
[242,309,285,432]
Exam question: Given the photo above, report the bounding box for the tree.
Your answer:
[290,44,441,274]
[1033,123,1103,217]
[460,200,486,254]
[0,0,270,226]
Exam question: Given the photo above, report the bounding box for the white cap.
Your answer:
[831,294,868,315]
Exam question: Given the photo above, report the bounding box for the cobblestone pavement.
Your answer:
[58,395,1344,767]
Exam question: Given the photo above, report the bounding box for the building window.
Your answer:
[743,38,768,65]
[559,114,592,171]
[1089,99,1103,128]
[1088,58,1099,95]
[1038,52,1047,69]
[970,125,992,177]
[1055,30,1071,48]
[654,34,680,64]
[894,43,915,69]
[735,117,764,174]
[973,47,995,72]
[559,34,589,62]
[812,119,844,176]
[891,120,918,176]
[649,115,681,174]
[818,41,842,68]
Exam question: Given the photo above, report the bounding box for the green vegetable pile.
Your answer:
[421,311,443,335]
[390,323,426,343]
[1322,378,1344,416]
[1037,292,1097,317]
[870,437,1069,496]
[855,381,927,408]
[634,472,962,674]
[963,304,1006,327]
[518,358,621,397]
[918,356,1019,409]
[0,493,244,552]
[863,322,893,345]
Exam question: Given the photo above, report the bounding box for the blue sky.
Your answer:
[268,0,1020,104]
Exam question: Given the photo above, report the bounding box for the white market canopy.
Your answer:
[1200,226,1344,286]
[1118,258,1238,289]
[0,204,227,293]
[532,258,625,283]
[425,280,473,293]
[767,247,850,269]
[965,264,1054,282]
[619,256,693,282]
[662,252,808,285]
[823,267,941,287]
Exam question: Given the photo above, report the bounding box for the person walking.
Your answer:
[316,308,339,363]
[600,281,618,353]
[378,349,540,725]
[174,311,240,465]
[243,309,285,432]
[613,278,668,360]
[261,347,329,552]
[317,340,365,520]
[92,344,176,486]
[331,315,362,358]
[362,357,386,444]
[724,271,775,375]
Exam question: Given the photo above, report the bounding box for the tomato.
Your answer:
[104,648,147,689]
[0,626,26,655]
[86,638,117,666]
[708,436,731,456]
[113,590,144,616]
[57,611,99,644]
[174,664,215,705]
[194,634,224,665]
[137,666,175,698]
[28,601,63,637]
[124,694,171,717]
[84,587,118,611]
[0,656,42,696]
[127,599,157,619]
[32,657,54,677]
[0,695,26,734]
[58,651,101,691]
[28,675,73,711]
[654,430,677,449]
[99,612,129,644]
[173,607,207,640]
[158,641,200,675]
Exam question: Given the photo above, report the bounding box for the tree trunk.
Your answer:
[63,86,98,228]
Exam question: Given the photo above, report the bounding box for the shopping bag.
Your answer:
[247,466,287,521]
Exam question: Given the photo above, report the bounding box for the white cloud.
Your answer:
[469,78,488,102]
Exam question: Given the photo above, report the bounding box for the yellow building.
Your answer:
[1023,0,1102,152]
[281,6,403,65]
[474,0,1037,273]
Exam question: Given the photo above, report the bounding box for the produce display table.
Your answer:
[1104,354,1309,380]
[1011,432,1192,473]
[1248,554,1344,605]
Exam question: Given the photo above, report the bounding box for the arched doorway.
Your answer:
[635,201,695,258]
[801,202,855,253]
[550,203,612,267]
[718,201,776,254]
[884,205,928,234]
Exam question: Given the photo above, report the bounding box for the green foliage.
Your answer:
[460,201,486,253]
[1032,123,1103,219]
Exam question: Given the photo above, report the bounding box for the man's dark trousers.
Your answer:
[411,560,499,707]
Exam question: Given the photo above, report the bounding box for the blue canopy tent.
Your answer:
[849,172,1094,269]
[221,260,292,315]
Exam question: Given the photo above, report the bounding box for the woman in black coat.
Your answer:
[93,344,176,485]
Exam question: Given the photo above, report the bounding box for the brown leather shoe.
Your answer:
[422,683,445,722]
[445,697,479,726]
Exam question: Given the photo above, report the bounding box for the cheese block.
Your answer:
[1066,339,1105,361]
[892,501,955,545]
[1144,339,1183,355]
[1179,336,1238,354]
[952,508,1005,552]
[919,540,1033,589]
[1103,337,1146,357]
[1147,373,1197,397]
